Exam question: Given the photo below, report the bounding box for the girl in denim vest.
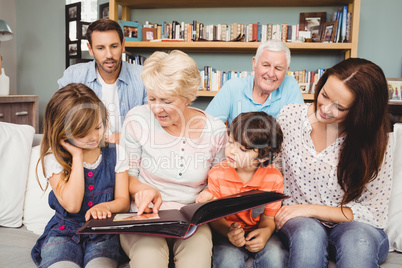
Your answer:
[32,83,130,268]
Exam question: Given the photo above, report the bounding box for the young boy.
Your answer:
[208,111,284,268]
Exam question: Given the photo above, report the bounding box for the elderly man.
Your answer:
[205,39,303,125]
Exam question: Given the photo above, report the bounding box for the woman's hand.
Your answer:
[85,203,112,221]
[134,185,162,215]
[195,188,215,203]
[227,222,246,247]
[105,133,121,144]
[275,204,312,230]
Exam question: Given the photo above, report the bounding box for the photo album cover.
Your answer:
[77,190,288,239]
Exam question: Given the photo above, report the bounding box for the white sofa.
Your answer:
[0,122,401,268]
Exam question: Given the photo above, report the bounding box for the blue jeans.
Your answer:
[277,217,389,268]
[212,232,287,268]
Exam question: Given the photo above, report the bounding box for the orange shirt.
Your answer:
[208,161,284,231]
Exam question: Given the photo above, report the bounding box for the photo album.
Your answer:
[77,190,288,239]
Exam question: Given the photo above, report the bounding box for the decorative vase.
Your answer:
[0,68,10,95]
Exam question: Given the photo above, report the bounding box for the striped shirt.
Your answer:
[208,161,284,231]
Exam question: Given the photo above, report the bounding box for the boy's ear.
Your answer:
[258,157,270,164]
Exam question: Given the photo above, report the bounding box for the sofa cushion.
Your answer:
[386,123,402,252]
[23,145,53,235]
[0,122,35,227]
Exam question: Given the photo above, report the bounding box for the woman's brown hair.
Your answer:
[37,83,108,191]
[313,58,390,206]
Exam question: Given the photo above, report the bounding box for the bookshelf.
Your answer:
[109,0,361,100]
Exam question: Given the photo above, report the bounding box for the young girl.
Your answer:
[208,111,284,268]
[31,83,130,268]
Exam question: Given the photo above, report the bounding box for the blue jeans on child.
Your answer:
[277,217,389,268]
[212,231,287,268]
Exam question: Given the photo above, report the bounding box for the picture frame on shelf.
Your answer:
[142,27,157,41]
[321,21,338,43]
[119,20,142,41]
[298,82,310,94]
[68,41,81,58]
[387,78,402,102]
[310,25,322,42]
[66,2,81,21]
[99,3,109,19]
[299,12,326,31]
[78,22,90,39]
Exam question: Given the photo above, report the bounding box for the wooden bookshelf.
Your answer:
[196,90,315,101]
[110,0,361,102]
[110,0,360,58]
[124,41,354,54]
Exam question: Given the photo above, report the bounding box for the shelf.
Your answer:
[197,90,315,101]
[125,41,353,53]
[114,0,355,9]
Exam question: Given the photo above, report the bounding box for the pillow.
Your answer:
[23,145,53,235]
[385,123,402,252]
[0,122,35,227]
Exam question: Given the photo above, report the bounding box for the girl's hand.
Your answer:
[134,185,162,215]
[275,204,311,230]
[85,203,112,221]
[227,222,246,247]
[60,139,83,157]
[196,188,215,203]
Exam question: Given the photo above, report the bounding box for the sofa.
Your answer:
[0,121,401,268]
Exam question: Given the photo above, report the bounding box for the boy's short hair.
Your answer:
[228,111,283,166]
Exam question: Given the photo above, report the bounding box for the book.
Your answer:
[77,190,288,239]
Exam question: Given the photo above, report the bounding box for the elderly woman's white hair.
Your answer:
[141,50,201,104]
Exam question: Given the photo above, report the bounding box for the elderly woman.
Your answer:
[117,50,227,268]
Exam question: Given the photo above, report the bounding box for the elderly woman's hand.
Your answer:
[134,184,163,215]
[196,188,215,203]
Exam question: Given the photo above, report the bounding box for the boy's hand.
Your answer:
[85,203,112,221]
[195,188,215,203]
[227,222,246,247]
[244,228,270,252]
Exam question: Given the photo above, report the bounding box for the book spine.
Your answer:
[281,24,288,42]
[341,5,348,42]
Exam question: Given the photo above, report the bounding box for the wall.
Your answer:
[14,0,65,131]
[0,0,400,131]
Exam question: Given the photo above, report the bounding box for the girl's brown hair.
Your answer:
[313,58,390,206]
[37,83,108,191]
[229,111,283,167]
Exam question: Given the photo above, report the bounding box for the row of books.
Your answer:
[130,5,351,43]
[199,67,255,91]
[143,21,303,43]
[331,6,351,43]
[287,68,325,94]
[199,66,326,94]
[122,52,147,65]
